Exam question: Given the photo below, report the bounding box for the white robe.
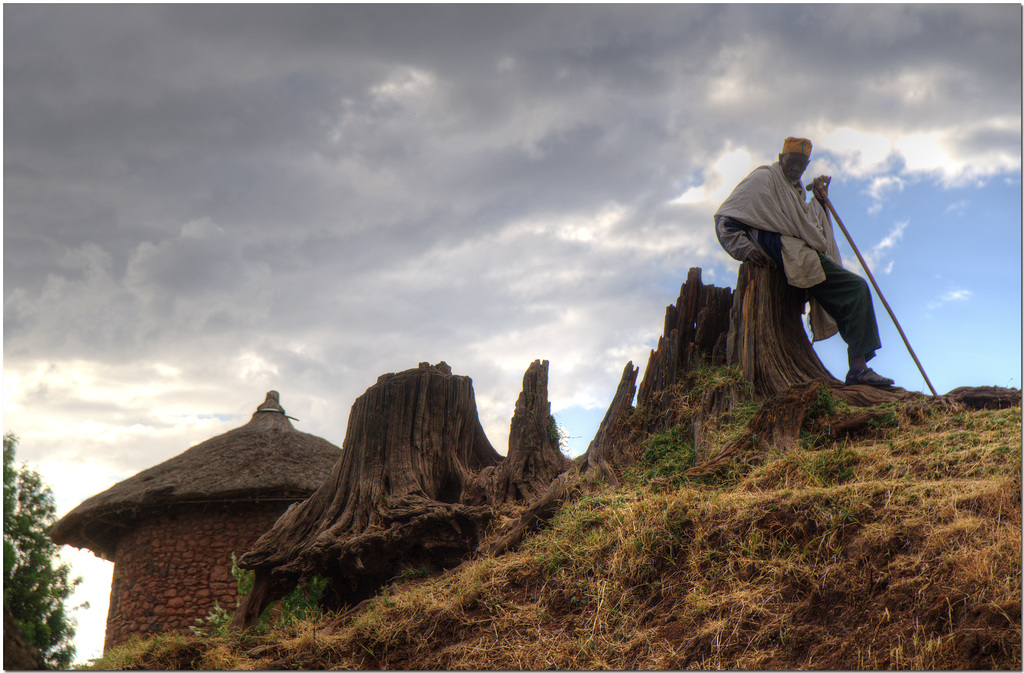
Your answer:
[715,162,841,341]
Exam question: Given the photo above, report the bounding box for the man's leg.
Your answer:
[807,254,893,385]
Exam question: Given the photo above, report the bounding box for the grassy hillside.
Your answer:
[87,386,1021,670]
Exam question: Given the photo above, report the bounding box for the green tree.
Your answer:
[4,432,82,668]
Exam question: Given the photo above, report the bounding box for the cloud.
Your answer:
[669,148,754,210]
[841,220,908,278]
[126,219,270,304]
[868,220,908,269]
[928,288,974,310]
[6,1,1017,474]
[822,128,893,178]
[897,133,954,177]
[818,119,1020,214]
[4,244,140,360]
[863,176,907,215]
[944,200,970,216]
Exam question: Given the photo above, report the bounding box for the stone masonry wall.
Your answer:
[104,500,294,650]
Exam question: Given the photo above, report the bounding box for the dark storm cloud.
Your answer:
[4,2,1020,436]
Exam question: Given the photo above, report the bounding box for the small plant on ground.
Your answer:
[805,443,859,486]
[191,553,327,637]
[806,385,845,421]
[627,423,697,489]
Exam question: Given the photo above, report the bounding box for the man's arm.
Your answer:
[715,216,774,267]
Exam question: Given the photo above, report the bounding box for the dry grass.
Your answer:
[85,397,1021,670]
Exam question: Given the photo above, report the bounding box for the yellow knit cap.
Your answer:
[782,137,812,156]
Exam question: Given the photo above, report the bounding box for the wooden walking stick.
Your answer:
[809,177,939,396]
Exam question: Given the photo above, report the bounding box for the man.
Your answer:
[714,137,894,387]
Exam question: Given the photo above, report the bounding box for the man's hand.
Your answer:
[811,175,831,203]
[745,247,774,268]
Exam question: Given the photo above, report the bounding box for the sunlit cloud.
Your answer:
[670,185,705,205]
[710,149,755,200]
[669,148,754,209]
[554,203,627,243]
[893,120,1020,187]
[823,128,893,178]
[897,134,950,173]
[871,220,908,260]
[820,118,1020,213]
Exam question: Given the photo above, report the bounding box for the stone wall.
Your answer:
[104,500,294,650]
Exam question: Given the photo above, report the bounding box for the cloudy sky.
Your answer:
[4,3,1021,662]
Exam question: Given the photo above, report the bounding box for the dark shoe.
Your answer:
[845,367,894,387]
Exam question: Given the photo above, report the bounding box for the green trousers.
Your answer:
[808,254,882,363]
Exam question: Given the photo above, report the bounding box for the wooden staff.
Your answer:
[809,177,938,396]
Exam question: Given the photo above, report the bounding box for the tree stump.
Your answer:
[230,362,502,628]
[584,263,936,477]
[476,360,580,557]
[943,386,1022,410]
[230,360,577,630]
[489,360,574,504]
[578,361,640,487]
[635,267,734,433]
[726,262,838,397]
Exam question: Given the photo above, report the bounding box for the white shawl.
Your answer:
[715,162,841,341]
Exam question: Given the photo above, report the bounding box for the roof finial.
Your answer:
[255,391,299,421]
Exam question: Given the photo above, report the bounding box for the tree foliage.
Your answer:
[3,432,82,668]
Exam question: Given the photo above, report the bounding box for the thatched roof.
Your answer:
[50,391,342,559]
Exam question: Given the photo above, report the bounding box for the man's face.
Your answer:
[779,152,810,184]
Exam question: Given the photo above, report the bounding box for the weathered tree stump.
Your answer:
[579,268,741,479]
[747,379,831,452]
[578,361,639,487]
[231,360,577,630]
[477,360,581,557]
[636,267,734,434]
[942,386,1022,410]
[726,262,838,397]
[485,471,579,557]
[719,262,970,413]
[489,360,574,504]
[230,362,502,628]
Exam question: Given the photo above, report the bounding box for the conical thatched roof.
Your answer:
[50,391,342,559]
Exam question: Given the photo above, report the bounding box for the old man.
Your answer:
[714,137,894,387]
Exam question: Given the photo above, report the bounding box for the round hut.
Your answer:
[49,391,342,650]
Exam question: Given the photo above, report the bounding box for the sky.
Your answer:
[3,3,1021,664]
